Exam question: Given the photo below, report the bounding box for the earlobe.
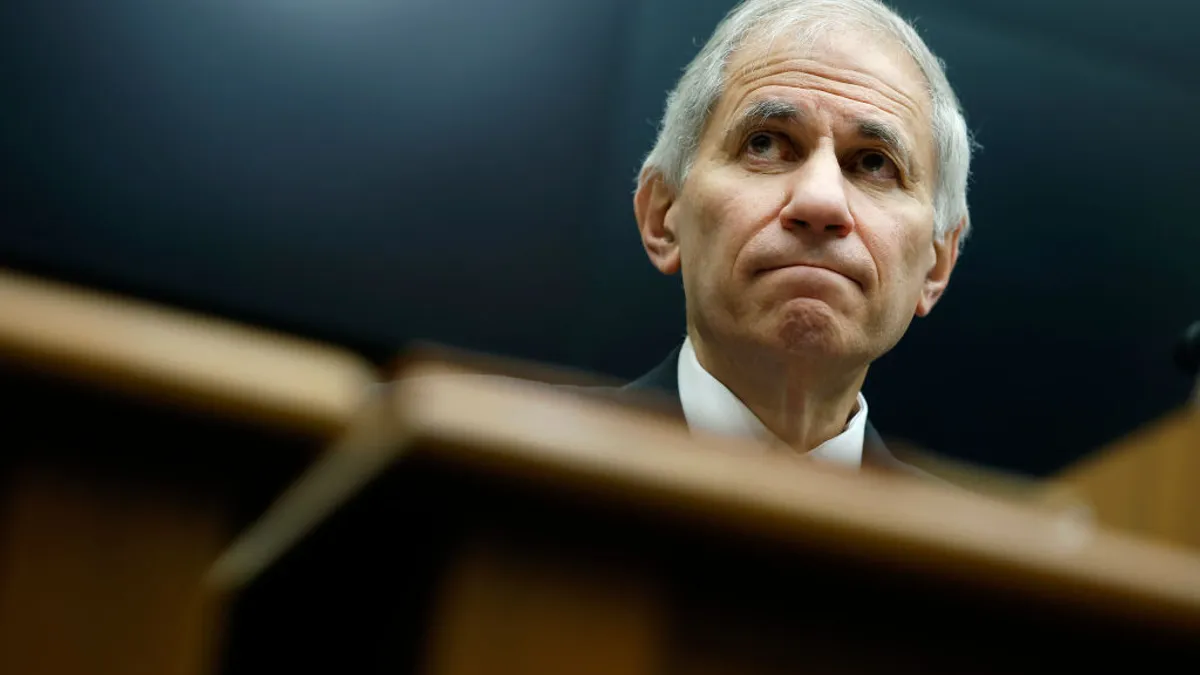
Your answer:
[633,169,682,275]
[915,218,964,317]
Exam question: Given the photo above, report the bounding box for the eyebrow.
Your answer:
[725,98,803,144]
[857,118,915,175]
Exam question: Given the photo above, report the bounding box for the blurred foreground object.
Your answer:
[1055,407,1200,550]
[4,264,1198,673]
[0,267,375,675]
[1175,320,1200,378]
[1049,320,1200,551]
[212,356,1200,674]
[1176,319,1200,404]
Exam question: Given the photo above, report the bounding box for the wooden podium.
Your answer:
[4,266,1198,673]
[213,360,1200,674]
[1056,406,1200,550]
[0,268,376,675]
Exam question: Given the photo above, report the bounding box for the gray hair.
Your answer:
[641,0,973,243]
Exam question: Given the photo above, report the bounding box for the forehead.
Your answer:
[714,27,933,151]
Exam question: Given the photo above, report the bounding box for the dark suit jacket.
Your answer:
[614,345,926,477]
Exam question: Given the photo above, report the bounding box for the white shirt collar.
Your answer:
[676,337,866,469]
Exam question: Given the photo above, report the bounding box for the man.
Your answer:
[624,0,973,473]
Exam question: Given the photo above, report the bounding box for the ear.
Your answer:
[915,218,964,317]
[634,169,681,275]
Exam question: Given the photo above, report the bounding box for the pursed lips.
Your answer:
[759,262,863,289]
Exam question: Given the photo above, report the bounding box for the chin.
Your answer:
[770,300,850,355]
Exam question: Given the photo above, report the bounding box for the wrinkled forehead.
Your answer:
[717,23,935,151]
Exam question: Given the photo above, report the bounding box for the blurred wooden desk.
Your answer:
[214,360,1200,674]
[1056,406,1200,549]
[0,268,375,675]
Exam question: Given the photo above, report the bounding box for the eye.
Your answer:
[743,131,792,162]
[747,132,775,155]
[852,150,899,181]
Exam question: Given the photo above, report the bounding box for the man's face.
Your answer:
[637,29,960,369]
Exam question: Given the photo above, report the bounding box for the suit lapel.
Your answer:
[625,345,682,397]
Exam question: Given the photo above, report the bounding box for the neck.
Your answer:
[689,333,866,452]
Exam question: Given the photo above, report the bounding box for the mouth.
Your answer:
[759,263,862,289]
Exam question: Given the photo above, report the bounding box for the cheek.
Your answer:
[860,209,935,296]
[670,201,706,278]
[669,199,717,305]
[896,230,932,280]
[705,178,784,268]
[679,178,756,277]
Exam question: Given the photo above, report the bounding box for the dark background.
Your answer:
[2,0,1196,475]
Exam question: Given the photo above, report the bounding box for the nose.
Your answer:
[779,146,855,238]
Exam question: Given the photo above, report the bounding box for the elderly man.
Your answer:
[625,0,972,472]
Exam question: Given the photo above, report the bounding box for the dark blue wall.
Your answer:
[2,1,1196,474]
